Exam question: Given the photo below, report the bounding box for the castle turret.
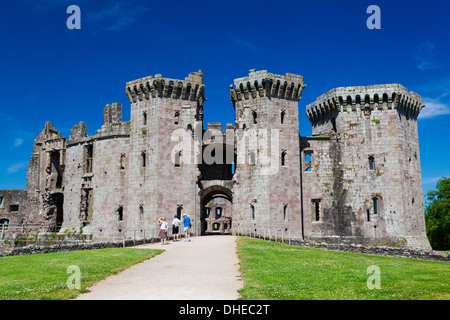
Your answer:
[231,70,306,239]
[302,84,430,249]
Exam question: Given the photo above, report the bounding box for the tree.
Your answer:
[425,176,450,250]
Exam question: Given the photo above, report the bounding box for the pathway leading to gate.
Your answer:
[75,235,243,300]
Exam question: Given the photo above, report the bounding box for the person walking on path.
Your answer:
[183,213,191,242]
[157,217,169,245]
[172,215,181,242]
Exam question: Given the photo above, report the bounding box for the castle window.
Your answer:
[143,111,147,126]
[251,205,255,220]
[0,197,3,207]
[174,111,180,125]
[372,197,379,215]
[120,154,126,170]
[283,204,288,221]
[312,199,321,221]
[141,152,146,168]
[85,144,93,173]
[117,206,124,221]
[139,205,144,220]
[175,151,181,167]
[281,110,286,124]
[281,151,287,166]
[369,156,375,170]
[177,205,183,219]
[252,111,257,124]
[305,152,312,172]
[0,219,9,231]
[206,208,210,216]
[10,205,19,212]
[367,209,370,222]
[216,208,222,219]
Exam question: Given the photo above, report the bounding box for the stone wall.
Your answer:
[0,189,28,225]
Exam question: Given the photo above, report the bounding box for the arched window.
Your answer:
[175,151,182,167]
[141,151,146,168]
[177,205,183,219]
[0,219,9,231]
[281,110,286,124]
[143,111,147,125]
[372,197,379,215]
[369,156,375,170]
[252,111,257,124]
[117,206,124,221]
[283,204,288,221]
[139,205,144,220]
[281,151,287,166]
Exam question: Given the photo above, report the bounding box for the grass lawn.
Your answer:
[0,248,163,300]
[237,237,450,300]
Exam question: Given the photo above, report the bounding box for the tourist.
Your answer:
[172,215,181,241]
[183,213,191,242]
[157,217,168,245]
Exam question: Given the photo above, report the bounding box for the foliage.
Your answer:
[425,176,450,250]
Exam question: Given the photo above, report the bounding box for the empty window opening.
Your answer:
[174,111,180,125]
[283,204,288,221]
[367,209,371,222]
[281,151,287,166]
[331,118,337,132]
[312,200,321,221]
[143,111,147,125]
[213,223,220,230]
[305,152,312,172]
[120,154,126,170]
[85,145,93,173]
[139,205,144,220]
[281,110,286,124]
[175,151,181,167]
[177,206,183,219]
[369,156,375,170]
[117,206,124,221]
[205,208,210,216]
[251,205,255,220]
[141,152,146,168]
[216,208,222,218]
[0,197,3,207]
[412,198,415,204]
[10,205,19,212]
[0,219,9,230]
[252,111,257,124]
[372,197,379,215]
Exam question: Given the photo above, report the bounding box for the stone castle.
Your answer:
[0,69,432,250]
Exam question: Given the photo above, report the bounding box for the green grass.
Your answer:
[237,237,450,300]
[0,248,163,300]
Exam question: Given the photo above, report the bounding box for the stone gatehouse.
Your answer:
[1,69,431,250]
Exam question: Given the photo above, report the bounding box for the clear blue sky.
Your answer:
[1,0,449,200]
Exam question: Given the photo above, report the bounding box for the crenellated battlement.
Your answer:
[306,84,425,124]
[230,69,306,108]
[125,70,205,104]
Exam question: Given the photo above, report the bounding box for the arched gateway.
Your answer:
[199,184,233,235]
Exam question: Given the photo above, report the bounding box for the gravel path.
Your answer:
[75,235,243,300]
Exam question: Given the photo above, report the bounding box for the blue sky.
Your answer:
[0,0,449,200]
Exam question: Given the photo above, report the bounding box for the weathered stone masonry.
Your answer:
[2,70,431,251]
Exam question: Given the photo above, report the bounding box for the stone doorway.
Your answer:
[200,185,232,235]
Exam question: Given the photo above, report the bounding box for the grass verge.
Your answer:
[237,237,450,300]
[0,248,163,300]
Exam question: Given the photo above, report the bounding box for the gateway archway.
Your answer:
[200,185,232,235]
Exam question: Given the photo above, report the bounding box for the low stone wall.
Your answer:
[290,239,450,262]
[0,238,160,257]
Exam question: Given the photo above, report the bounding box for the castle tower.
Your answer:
[303,84,431,249]
[125,71,204,235]
[231,69,306,238]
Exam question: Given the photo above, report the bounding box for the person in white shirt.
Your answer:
[172,215,181,242]
[157,217,169,245]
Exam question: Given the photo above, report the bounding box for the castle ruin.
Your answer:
[1,69,431,250]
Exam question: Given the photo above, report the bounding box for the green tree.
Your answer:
[425,176,450,250]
